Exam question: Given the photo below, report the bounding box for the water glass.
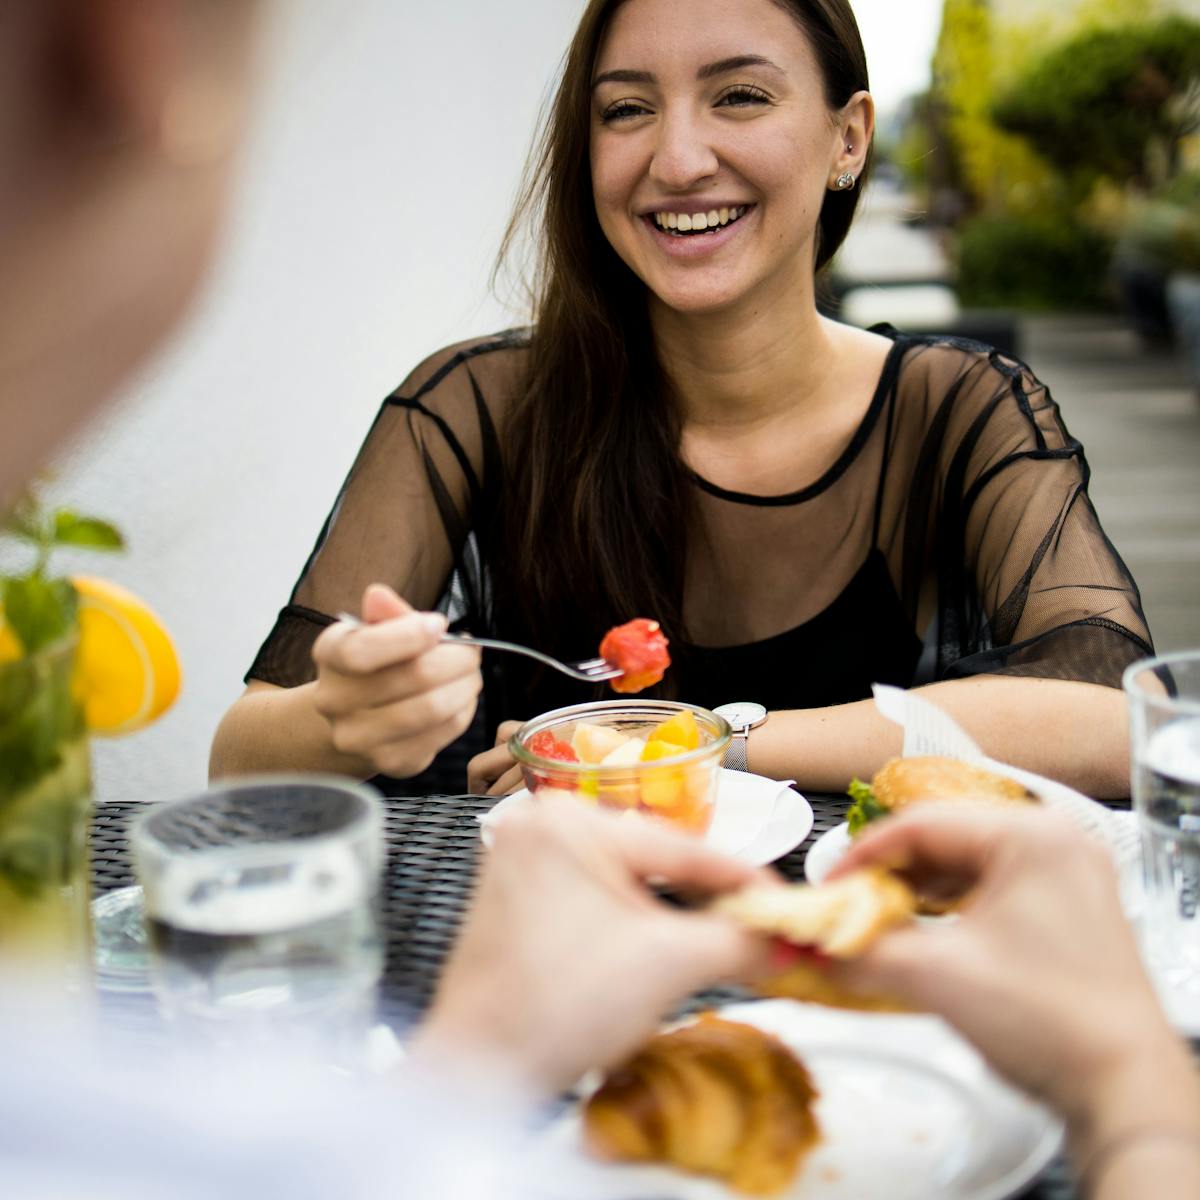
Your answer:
[1124,651,1200,1028]
[131,775,384,1057]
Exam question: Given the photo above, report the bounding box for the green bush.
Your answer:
[992,16,1200,186]
[956,216,1113,310]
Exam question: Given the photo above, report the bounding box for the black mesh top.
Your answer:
[246,325,1152,732]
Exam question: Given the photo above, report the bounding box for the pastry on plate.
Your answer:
[583,1013,820,1196]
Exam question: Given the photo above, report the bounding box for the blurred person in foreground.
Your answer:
[0,0,257,508]
[0,3,1196,1199]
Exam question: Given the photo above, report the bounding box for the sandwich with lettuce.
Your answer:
[846,756,1038,836]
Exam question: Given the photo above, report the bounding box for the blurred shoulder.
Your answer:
[387,328,532,411]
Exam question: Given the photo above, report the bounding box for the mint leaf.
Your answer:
[846,779,888,835]
[0,789,89,899]
[52,510,124,550]
[1,575,77,656]
[2,494,47,547]
[0,643,83,806]
[0,828,56,899]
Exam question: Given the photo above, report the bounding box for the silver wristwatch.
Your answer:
[713,702,768,773]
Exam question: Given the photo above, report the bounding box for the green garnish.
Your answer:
[846,778,888,835]
[0,492,123,905]
[1,492,123,655]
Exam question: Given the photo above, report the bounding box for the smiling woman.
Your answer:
[213,0,1152,802]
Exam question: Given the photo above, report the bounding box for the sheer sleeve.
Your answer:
[927,345,1153,686]
[245,331,529,688]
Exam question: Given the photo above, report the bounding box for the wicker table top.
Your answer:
[90,790,1079,1199]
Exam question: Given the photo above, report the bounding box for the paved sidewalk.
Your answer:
[1022,315,1200,654]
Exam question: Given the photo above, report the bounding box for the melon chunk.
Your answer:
[572,722,631,764]
[600,737,647,768]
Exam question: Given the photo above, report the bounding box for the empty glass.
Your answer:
[1125,651,1200,1029]
[131,775,384,1058]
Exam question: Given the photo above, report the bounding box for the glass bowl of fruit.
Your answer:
[509,701,732,835]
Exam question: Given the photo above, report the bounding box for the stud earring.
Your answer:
[834,171,856,191]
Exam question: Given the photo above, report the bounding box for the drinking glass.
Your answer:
[1124,651,1200,1027]
[0,635,92,988]
[131,775,384,1057]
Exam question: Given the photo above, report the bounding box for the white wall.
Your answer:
[44,1,586,803]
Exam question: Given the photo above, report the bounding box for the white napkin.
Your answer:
[871,683,984,762]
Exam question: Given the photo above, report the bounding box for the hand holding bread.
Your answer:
[414,798,773,1094]
[825,807,1177,1122]
[715,868,918,1011]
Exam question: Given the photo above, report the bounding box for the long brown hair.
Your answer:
[490,0,871,668]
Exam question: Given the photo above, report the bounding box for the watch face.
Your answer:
[713,702,767,732]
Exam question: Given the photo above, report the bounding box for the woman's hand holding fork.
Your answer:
[312,583,482,780]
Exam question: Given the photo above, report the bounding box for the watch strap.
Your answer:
[725,732,750,773]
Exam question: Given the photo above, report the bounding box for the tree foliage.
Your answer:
[993,17,1200,187]
[931,0,1057,215]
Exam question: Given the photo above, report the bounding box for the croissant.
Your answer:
[583,1015,820,1196]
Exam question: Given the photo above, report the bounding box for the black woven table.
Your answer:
[90,791,1076,1199]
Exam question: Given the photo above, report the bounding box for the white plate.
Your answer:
[479,770,813,867]
[805,761,1137,886]
[804,823,855,886]
[532,1000,1061,1200]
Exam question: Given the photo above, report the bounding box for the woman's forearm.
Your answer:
[749,676,1130,798]
[209,682,374,782]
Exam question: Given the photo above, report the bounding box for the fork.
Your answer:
[335,612,623,684]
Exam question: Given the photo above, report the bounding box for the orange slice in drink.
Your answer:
[71,575,181,735]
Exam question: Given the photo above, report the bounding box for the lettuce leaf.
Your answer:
[846,778,888,835]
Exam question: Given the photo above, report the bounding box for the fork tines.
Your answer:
[577,658,622,680]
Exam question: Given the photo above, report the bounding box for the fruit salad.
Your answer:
[513,703,729,835]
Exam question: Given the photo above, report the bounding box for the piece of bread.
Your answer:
[714,869,917,1011]
[583,1014,820,1197]
[872,756,1037,814]
[715,868,915,957]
